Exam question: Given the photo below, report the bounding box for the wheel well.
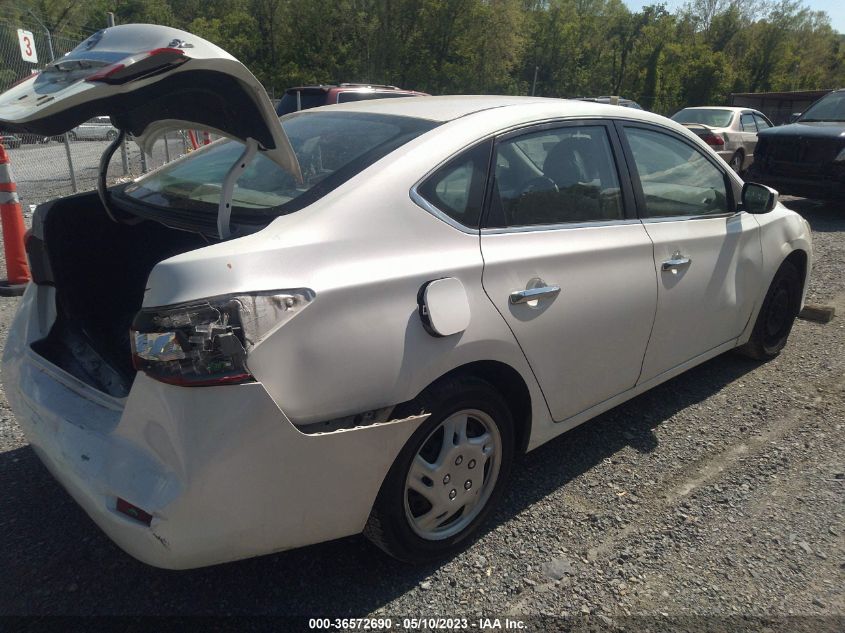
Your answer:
[784,249,808,306]
[398,360,531,453]
[429,361,532,454]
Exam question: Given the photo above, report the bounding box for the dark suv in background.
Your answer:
[276,83,428,116]
[747,88,845,200]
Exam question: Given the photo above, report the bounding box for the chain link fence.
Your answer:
[0,20,200,215]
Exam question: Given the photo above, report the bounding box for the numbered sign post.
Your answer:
[17,29,38,64]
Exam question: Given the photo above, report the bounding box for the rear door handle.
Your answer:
[509,285,561,304]
[661,254,692,272]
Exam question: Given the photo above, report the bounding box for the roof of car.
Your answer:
[306,95,664,124]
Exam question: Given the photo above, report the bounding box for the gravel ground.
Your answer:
[0,197,842,629]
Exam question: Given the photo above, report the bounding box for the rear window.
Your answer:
[121,112,437,220]
[671,109,734,128]
[276,90,330,116]
[337,91,418,103]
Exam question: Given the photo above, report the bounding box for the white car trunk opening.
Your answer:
[30,192,209,397]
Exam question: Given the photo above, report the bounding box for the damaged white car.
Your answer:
[0,25,812,569]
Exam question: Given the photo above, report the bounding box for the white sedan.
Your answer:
[0,25,811,569]
[69,116,119,141]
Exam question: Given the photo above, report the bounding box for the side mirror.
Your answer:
[742,182,778,214]
[789,112,802,123]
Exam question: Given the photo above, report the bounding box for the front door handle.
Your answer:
[509,285,561,305]
[661,254,692,272]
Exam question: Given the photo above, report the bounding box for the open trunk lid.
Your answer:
[680,123,716,136]
[0,24,300,179]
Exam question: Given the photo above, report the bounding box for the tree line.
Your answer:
[7,0,845,115]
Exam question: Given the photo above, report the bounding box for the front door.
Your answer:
[618,123,763,383]
[480,121,657,422]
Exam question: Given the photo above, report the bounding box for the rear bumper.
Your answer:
[2,284,425,569]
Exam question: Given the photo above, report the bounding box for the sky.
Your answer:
[622,0,845,34]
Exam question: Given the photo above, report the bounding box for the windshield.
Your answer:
[671,109,733,128]
[799,91,845,122]
[122,112,437,219]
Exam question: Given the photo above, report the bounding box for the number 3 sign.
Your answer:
[17,29,38,64]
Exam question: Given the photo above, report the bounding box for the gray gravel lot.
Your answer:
[0,196,842,626]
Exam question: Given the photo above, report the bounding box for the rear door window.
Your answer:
[740,113,758,132]
[753,113,772,130]
[416,140,491,229]
[488,124,624,227]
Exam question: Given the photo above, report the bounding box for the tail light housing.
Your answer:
[700,132,725,147]
[131,290,313,387]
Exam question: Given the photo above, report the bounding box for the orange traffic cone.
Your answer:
[0,143,30,296]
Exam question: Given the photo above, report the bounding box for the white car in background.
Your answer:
[0,25,812,569]
[671,106,774,173]
[69,116,119,141]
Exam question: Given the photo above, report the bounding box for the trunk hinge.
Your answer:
[218,138,259,240]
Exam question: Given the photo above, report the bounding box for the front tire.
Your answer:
[738,260,801,360]
[364,376,514,563]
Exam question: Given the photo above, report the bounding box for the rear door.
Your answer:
[618,122,762,384]
[479,120,657,422]
[750,113,773,168]
[739,111,759,165]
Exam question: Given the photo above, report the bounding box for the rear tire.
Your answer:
[738,260,801,360]
[364,376,514,563]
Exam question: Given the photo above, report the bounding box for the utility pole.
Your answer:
[26,8,55,61]
[531,66,539,96]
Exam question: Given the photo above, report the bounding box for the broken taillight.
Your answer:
[130,290,313,387]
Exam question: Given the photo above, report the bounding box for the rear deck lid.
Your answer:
[0,24,299,178]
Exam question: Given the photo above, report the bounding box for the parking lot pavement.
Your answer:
[0,197,842,623]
